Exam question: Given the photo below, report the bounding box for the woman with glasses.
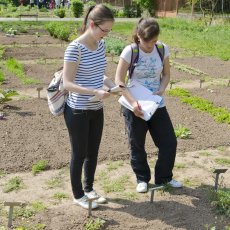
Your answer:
[62,4,114,210]
[115,18,182,193]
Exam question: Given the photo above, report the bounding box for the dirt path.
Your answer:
[0,148,229,230]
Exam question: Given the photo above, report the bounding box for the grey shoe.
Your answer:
[73,195,99,209]
[85,190,107,204]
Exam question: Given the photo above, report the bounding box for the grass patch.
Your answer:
[0,170,6,178]
[0,70,5,83]
[217,146,226,152]
[32,160,48,176]
[6,58,39,85]
[215,158,230,166]
[45,175,63,189]
[183,178,199,188]
[30,201,47,212]
[174,163,186,169]
[102,175,130,193]
[120,191,139,200]
[53,192,68,201]
[106,161,124,171]
[199,151,212,156]
[3,176,24,193]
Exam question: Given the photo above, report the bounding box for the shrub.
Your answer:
[54,8,66,18]
[71,0,84,18]
[124,2,142,18]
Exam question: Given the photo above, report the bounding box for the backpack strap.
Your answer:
[128,43,139,79]
[155,41,165,64]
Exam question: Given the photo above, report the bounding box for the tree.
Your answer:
[136,0,155,16]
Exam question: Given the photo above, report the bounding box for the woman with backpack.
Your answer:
[62,4,114,209]
[115,18,182,193]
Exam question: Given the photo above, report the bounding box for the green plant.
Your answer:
[168,88,230,124]
[209,188,230,217]
[84,218,105,230]
[32,160,48,175]
[71,0,84,18]
[6,27,17,36]
[54,8,66,18]
[175,124,192,139]
[0,89,18,104]
[14,207,34,219]
[3,176,24,193]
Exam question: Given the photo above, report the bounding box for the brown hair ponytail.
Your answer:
[81,4,114,34]
[133,18,160,44]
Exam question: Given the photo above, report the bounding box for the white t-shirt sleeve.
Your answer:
[120,45,132,64]
[163,43,170,59]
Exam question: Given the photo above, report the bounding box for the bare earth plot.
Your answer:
[0,31,229,230]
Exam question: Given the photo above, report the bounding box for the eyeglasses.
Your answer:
[95,24,111,33]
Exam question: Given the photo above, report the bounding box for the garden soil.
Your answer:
[0,32,229,229]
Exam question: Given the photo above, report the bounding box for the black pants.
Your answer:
[64,105,104,199]
[123,106,177,184]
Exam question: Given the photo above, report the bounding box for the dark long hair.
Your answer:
[81,4,114,33]
[133,18,160,44]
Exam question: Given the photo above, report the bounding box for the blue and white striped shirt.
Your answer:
[64,40,107,110]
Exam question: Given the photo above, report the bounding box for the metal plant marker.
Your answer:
[4,201,26,228]
[149,186,164,203]
[87,197,98,217]
[213,169,228,191]
[36,87,43,99]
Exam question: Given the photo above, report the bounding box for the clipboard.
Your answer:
[118,80,162,121]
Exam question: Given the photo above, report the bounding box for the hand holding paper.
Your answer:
[118,80,162,121]
[89,85,124,101]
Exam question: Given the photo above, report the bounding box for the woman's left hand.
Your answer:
[154,89,164,96]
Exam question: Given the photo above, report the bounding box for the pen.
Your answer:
[136,101,141,110]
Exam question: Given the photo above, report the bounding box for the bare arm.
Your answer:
[62,61,110,99]
[115,57,143,117]
[155,56,170,96]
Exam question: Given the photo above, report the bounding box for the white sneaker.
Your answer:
[168,179,183,188]
[136,182,148,193]
[85,190,107,204]
[73,195,99,209]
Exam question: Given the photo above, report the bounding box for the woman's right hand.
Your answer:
[94,89,110,100]
[132,101,144,118]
